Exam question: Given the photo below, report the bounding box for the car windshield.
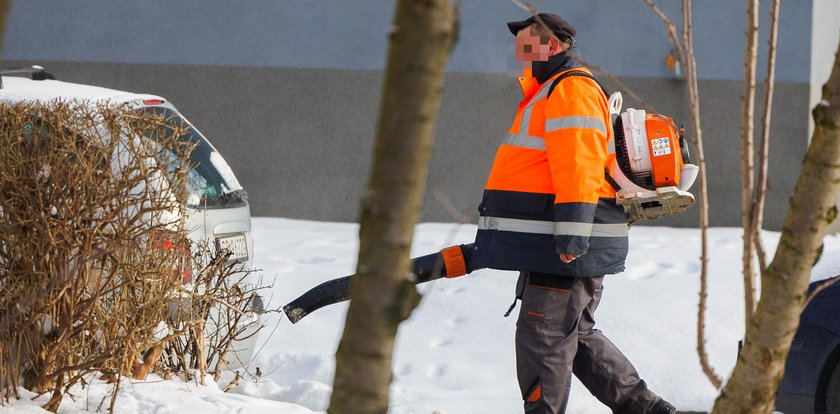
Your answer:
[137,106,246,209]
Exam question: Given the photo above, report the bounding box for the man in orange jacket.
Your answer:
[469,13,677,414]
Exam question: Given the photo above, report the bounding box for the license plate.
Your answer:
[216,234,249,262]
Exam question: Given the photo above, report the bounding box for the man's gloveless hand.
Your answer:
[559,254,581,263]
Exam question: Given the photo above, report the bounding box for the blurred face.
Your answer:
[515,25,553,62]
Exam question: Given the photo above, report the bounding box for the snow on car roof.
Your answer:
[0,76,164,106]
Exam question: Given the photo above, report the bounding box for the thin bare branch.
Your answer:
[754,231,769,275]
[432,188,472,224]
[643,0,687,77]
[177,287,249,318]
[678,0,721,389]
[221,371,242,393]
[740,0,761,328]
[569,56,660,114]
[508,0,539,15]
[750,0,781,276]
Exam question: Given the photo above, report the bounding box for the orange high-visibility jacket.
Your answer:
[473,67,629,277]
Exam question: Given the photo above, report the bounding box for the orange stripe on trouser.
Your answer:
[527,384,542,402]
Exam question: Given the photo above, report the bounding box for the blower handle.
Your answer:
[608,91,623,116]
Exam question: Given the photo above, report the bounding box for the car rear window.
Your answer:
[137,106,246,209]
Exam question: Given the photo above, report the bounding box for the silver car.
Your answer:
[0,66,261,369]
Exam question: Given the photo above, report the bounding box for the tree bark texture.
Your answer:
[712,40,840,414]
[740,0,760,328]
[328,2,457,413]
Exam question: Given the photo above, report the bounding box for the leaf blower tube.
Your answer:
[283,244,475,324]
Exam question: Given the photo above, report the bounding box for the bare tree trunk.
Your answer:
[751,0,781,276]
[328,2,457,413]
[740,0,760,327]
[712,40,840,414]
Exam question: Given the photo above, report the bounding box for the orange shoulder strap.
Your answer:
[546,70,608,99]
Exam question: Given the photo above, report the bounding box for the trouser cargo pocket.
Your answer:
[519,272,576,322]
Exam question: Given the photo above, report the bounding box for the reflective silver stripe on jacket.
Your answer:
[479,216,628,237]
[555,221,627,237]
[545,116,607,135]
[507,131,616,153]
[503,81,554,148]
[478,216,554,234]
[505,93,610,152]
[505,134,544,150]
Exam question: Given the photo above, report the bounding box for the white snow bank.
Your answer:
[3,218,839,414]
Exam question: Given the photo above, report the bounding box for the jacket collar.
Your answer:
[517,52,580,99]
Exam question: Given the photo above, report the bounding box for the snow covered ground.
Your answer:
[4,217,840,414]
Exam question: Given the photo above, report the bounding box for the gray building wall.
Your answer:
[811,0,840,112]
[811,0,840,234]
[3,1,822,229]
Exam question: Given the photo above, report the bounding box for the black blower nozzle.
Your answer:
[283,243,473,323]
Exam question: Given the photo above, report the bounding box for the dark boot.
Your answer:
[649,398,677,414]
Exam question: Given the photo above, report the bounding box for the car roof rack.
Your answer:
[1,65,56,81]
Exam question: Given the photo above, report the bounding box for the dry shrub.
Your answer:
[159,246,264,384]
[0,100,235,412]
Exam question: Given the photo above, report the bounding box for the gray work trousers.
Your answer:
[515,272,659,414]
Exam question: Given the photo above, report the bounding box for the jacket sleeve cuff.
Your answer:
[555,234,590,255]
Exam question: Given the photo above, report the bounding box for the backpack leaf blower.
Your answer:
[607,92,699,223]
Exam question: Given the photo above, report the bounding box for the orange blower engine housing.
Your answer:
[644,113,685,188]
[607,98,699,223]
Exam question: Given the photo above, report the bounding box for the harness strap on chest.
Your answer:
[546,70,609,98]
